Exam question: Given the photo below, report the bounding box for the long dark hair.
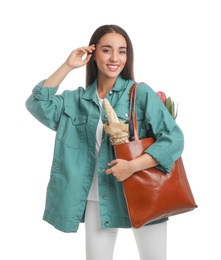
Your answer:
[86,24,134,88]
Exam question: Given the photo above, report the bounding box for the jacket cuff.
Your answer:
[32,80,59,101]
[145,144,174,173]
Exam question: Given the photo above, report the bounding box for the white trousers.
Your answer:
[85,201,167,260]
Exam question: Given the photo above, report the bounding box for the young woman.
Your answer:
[26,24,184,260]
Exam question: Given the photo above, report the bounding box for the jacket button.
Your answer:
[103,194,108,199]
[102,167,106,172]
[105,221,109,226]
[109,91,113,95]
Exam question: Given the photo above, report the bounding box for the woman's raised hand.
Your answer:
[65,44,95,69]
[42,44,95,87]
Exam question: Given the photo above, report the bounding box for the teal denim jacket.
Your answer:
[25,75,184,233]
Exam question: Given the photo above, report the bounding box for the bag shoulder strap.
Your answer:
[129,82,141,141]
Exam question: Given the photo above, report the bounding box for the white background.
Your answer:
[1,0,220,259]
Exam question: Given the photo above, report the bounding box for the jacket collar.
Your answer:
[82,75,127,101]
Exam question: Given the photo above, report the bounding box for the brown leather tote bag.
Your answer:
[114,83,197,228]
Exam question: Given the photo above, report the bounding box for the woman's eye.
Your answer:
[103,49,111,53]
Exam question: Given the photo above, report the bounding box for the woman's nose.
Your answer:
[109,52,118,62]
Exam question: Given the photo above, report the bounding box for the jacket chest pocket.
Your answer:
[56,106,87,148]
[114,104,130,122]
[115,105,148,139]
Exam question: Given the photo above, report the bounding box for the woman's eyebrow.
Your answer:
[101,45,127,49]
[101,45,112,48]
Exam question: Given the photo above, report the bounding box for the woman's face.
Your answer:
[94,32,127,79]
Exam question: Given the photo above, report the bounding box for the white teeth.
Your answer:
[108,65,118,69]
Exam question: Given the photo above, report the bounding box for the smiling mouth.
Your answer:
[107,65,119,71]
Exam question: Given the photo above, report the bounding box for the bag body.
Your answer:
[114,83,197,228]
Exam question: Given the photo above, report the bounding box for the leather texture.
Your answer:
[114,83,197,228]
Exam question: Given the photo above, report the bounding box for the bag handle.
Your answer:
[129,82,141,141]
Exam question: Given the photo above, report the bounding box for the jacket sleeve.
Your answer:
[25,80,64,131]
[136,83,184,173]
